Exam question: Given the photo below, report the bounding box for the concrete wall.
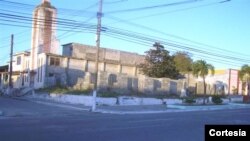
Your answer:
[30,93,186,106]
[62,43,144,66]
[138,76,183,95]
[8,49,213,96]
[8,43,186,95]
[97,72,184,95]
[43,54,185,95]
[42,51,185,95]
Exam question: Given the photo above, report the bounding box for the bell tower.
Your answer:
[30,0,58,70]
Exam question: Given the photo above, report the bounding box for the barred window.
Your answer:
[50,57,60,66]
[108,74,117,86]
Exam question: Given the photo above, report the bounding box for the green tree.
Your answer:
[173,51,193,74]
[192,60,214,103]
[139,42,179,79]
[239,64,250,95]
[173,52,193,87]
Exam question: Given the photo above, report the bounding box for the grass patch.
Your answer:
[183,97,196,104]
[98,91,118,98]
[36,86,91,95]
[190,94,228,99]
[144,94,180,99]
[96,91,181,99]
[36,87,181,99]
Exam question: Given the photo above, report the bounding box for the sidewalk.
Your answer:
[10,95,250,115]
[96,103,250,114]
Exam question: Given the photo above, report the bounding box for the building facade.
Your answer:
[0,65,8,90]
[194,69,245,95]
[30,0,58,88]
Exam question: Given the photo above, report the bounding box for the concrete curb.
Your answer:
[95,104,250,114]
[18,97,92,111]
[32,100,91,111]
[13,95,250,115]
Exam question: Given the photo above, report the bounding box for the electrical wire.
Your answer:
[0,0,247,69]
[105,0,203,14]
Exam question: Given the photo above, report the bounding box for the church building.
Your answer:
[0,0,197,95]
[4,0,150,94]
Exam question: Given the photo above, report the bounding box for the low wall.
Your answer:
[230,96,243,103]
[31,93,183,106]
[117,96,164,105]
[49,93,117,106]
[29,93,236,106]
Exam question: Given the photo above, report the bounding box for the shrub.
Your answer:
[99,92,118,97]
[212,95,223,104]
[36,86,91,95]
[183,97,196,104]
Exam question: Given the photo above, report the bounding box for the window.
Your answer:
[90,73,96,84]
[108,74,117,86]
[16,56,21,65]
[50,57,60,66]
[49,73,54,77]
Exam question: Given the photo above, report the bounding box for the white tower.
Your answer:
[30,0,58,70]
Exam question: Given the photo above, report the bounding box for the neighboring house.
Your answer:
[11,51,31,88]
[194,69,243,95]
[0,65,8,89]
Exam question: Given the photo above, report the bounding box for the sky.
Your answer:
[0,0,250,70]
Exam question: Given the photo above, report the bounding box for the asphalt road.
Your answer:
[0,97,250,141]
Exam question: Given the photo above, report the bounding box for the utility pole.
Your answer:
[8,34,14,95]
[92,0,103,111]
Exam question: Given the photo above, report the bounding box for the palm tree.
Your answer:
[239,65,250,95]
[192,60,215,103]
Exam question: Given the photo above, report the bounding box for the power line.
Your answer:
[0,2,98,49]
[104,0,128,4]
[103,27,250,63]
[1,0,248,68]
[106,1,220,27]
[2,10,249,64]
[105,1,246,57]
[0,12,97,32]
[103,32,243,68]
[105,0,204,14]
[0,0,96,17]
[2,11,248,66]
